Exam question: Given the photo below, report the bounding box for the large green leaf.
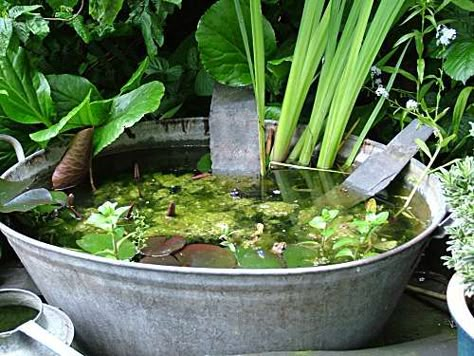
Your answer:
[0,178,32,205]
[0,188,57,213]
[444,40,474,83]
[452,0,474,11]
[120,57,150,94]
[0,177,66,213]
[46,74,102,117]
[0,18,13,57]
[93,81,165,155]
[0,48,54,125]
[8,5,43,19]
[76,233,136,260]
[89,0,125,26]
[30,92,94,143]
[196,0,276,86]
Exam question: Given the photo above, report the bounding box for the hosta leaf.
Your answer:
[0,48,54,125]
[196,0,276,86]
[444,40,474,84]
[52,128,94,190]
[46,74,102,117]
[93,81,164,155]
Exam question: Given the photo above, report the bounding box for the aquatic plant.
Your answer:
[76,201,138,260]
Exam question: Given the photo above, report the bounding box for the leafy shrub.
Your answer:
[440,156,474,297]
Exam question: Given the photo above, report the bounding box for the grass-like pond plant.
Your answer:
[233,0,406,169]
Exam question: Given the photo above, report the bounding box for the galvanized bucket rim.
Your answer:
[0,137,445,277]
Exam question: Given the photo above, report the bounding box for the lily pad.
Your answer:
[283,245,317,268]
[176,244,237,268]
[235,247,283,268]
[140,255,181,266]
[141,236,186,257]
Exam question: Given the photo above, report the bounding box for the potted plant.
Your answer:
[440,157,474,356]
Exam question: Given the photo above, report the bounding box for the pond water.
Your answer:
[0,306,38,332]
[21,169,430,268]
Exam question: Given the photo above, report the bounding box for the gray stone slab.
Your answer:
[209,84,261,177]
[316,120,433,209]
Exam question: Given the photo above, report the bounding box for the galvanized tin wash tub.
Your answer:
[0,118,446,356]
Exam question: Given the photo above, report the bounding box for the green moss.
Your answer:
[24,170,429,267]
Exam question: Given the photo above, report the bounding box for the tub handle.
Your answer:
[0,134,25,163]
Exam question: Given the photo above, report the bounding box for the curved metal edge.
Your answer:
[0,118,447,277]
[447,273,474,338]
[0,135,25,164]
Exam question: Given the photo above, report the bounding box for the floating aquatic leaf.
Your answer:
[52,127,94,190]
[141,236,186,257]
[283,245,317,268]
[235,247,283,268]
[176,244,237,268]
[140,255,181,266]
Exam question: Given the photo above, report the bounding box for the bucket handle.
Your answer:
[0,134,25,163]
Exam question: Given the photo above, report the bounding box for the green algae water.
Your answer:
[0,306,38,332]
[23,169,429,268]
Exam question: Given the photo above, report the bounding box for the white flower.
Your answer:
[370,65,382,78]
[469,122,474,137]
[375,85,389,99]
[406,99,418,111]
[374,78,383,86]
[436,25,456,46]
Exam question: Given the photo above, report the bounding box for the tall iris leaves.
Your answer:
[234,0,267,176]
[272,0,405,169]
[270,0,327,162]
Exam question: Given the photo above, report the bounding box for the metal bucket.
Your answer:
[0,118,446,355]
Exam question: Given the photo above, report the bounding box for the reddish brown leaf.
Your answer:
[140,255,181,266]
[141,236,186,257]
[176,244,237,268]
[52,128,94,190]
